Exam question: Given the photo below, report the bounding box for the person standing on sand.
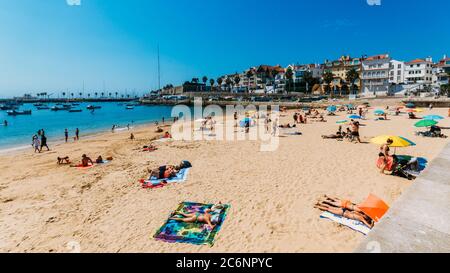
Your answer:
[64,129,69,143]
[3,120,7,126]
[272,118,278,136]
[112,125,116,133]
[350,120,362,143]
[75,128,80,140]
[32,135,40,153]
[234,112,238,128]
[162,117,165,124]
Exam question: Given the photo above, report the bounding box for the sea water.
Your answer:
[0,102,177,150]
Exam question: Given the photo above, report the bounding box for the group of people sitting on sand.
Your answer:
[57,154,112,167]
[292,112,308,124]
[322,120,361,143]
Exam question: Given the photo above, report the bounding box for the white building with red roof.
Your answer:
[404,57,433,85]
[361,54,391,96]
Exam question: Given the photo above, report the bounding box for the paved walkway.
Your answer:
[356,142,450,253]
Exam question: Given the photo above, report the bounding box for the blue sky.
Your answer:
[0,0,449,97]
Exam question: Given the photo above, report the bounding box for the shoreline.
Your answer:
[0,118,173,155]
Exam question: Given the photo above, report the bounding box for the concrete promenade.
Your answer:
[356,142,450,253]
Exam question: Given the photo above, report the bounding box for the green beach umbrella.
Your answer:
[414,120,438,128]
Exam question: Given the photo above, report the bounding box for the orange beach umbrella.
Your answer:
[357,194,389,222]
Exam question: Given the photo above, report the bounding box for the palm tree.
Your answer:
[209,79,215,91]
[234,74,241,92]
[94,92,98,98]
[346,68,360,95]
[70,93,74,99]
[62,92,66,99]
[225,77,233,92]
[285,67,294,93]
[246,70,254,93]
[303,71,314,94]
[217,77,223,91]
[79,92,83,98]
[323,71,334,97]
[115,92,118,98]
[101,92,104,98]
[108,92,112,98]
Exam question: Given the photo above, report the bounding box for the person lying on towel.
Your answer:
[169,203,224,229]
[70,154,94,167]
[147,161,192,180]
[148,165,178,180]
[315,196,374,228]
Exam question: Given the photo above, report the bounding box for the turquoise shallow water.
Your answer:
[0,102,176,149]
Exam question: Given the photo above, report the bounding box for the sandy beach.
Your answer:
[0,99,449,253]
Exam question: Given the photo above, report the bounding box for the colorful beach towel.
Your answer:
[76,164,94,170]
[140,168,191,188]
[320,211,371,235]
[154,202,230,246]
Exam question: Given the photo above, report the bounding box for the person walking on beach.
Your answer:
[162,117,165,124]
[64,129,69,143]
[112,125,116,133]
[234,112,238,128]
[40,133,50,152]
[32,135,40,153]
[75,128,79,140]
[264,116,271,134]
[272,117,278,136]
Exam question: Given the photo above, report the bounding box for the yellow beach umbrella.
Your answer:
[370,135,416,148]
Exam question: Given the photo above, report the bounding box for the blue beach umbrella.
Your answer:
[327,106,337,112]
[348,115,362,119]
[405,103,415,109]
[423,115,444,121]
[239,117,255,127]
[374,110,385,116]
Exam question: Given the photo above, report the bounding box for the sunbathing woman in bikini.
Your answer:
[315,196,374,228]
[169,208,217,229]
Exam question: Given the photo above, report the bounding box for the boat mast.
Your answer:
[158,44,161,91]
